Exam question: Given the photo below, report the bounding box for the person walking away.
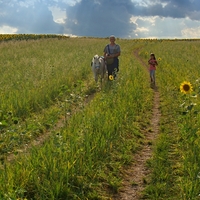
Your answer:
[103,35,121,79]
[148,53,158,86]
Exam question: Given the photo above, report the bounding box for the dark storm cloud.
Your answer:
[63,0,200,37]
[0,0,200,37]
[149,0,200,19]
[64,0,137,37]
[0,0,63,34]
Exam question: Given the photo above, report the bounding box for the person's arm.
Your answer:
[103,45,109,57]
[112,52,120,58]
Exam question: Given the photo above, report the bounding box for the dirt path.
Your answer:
[113,49,161,200]
[5,93,95,163]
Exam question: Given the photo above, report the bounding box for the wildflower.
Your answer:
[180,81,193,94]
[109,75,114,81]
[158,57,162,61]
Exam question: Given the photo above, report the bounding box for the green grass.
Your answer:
[0,37,153,199]
[140,40,200,200]
[1,37,200,199]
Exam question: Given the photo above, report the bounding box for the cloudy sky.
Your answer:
[0,0,200,39]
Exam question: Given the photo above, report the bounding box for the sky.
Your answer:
[0,0,200,39]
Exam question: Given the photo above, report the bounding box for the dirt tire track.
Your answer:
[113,49,161,200]
[4,93,96,163]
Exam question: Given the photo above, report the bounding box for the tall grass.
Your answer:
[0,38,108,158]
[0,38,102,117]
[140,40,200,199]
[2,38,200,199]
[0,38,153,199]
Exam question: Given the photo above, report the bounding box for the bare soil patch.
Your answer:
[112,49,161,199]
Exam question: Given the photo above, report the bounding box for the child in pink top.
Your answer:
[148,53,158,85]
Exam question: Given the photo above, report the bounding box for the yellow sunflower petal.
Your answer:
[109,75,114,80]
[180,81,193,94]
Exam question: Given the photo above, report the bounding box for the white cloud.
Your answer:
[130,16,157,37]
[61,0,81,6]
[181,27,200,38]
[130,16,157,26]
[131,0,148,7]
[49,6,66,24]
[135,27,149,33]
[18,1,34,8]
[129,15,200,39]
[0,25,17,34]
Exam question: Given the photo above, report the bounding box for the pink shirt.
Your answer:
[148,59,157,70]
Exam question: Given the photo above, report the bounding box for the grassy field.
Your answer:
[0,36,200,199]
[139,40,200,199]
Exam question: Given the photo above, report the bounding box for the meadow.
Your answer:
[0,35,200,199]
[139,39,200,199]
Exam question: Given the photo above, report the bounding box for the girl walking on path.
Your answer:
[148,53,158,86]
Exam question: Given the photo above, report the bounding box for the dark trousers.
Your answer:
[107,58,119,79]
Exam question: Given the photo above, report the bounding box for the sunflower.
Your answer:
[180,81,193,94]
[109,75,114,81]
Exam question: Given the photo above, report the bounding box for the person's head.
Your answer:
[150,53,156,59]
[109,35,116,43]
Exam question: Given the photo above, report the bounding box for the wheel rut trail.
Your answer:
[113,49,161,200]
[4,93,96,163]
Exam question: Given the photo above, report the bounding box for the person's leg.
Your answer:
[107,64,113,79]
[150,70,154,82]
[115,58,119,72]
[153,71,155,85]
[113,58,119,79]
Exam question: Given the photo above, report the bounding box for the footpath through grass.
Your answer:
[139,40,200,200]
